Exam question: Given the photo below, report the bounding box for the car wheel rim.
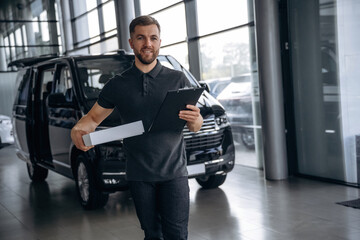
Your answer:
[77,162,90,202]
[242,133,254,146]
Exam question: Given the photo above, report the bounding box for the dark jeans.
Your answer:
[129,176,190,240]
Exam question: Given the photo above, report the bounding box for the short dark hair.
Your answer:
[129,15,161,36]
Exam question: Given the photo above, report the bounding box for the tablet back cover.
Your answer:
[149,87,204,133]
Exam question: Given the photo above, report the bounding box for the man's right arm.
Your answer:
[71,102,113,151]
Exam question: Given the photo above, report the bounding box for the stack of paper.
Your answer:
[82,120,144,146]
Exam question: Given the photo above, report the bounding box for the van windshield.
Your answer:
[75,55,199,101]
[75,56,133,100]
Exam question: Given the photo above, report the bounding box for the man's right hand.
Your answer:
[71,127,94,151]
[70,102,114,152]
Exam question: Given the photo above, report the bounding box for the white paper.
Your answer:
[82,120,144,146]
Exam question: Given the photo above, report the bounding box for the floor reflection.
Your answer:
[188,183,243,239]
[1,145,360,240]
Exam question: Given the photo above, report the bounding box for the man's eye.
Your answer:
[137,37,143,40]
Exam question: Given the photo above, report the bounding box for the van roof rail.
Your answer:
[101,49,128,55]
[8,55,59,68]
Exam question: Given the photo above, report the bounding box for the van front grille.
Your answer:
[183,116,224,150]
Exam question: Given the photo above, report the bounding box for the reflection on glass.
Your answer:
[9,33,15,60]
[58,36,62,53]
[15,28,23,58]
[40,10,50,42]
[55,2,61,37]
[75,15,90,43]
[199,27,260,167]
[160,42,189,70]
[15,28,23,46]
[102,1,116,33]
[88,11,100,40]
[73,0,97,17]
[199,28,250,80]
[89,37,118,55]
[105,29,117,38]
[4,37,10,60]
[289,0,360,184]
[152,3,187,46]
[74,11,100,45]
[33,17,39,33]
[197,0,249,36]
[22,25,28,51]
[140,0,181,14]
[289,0,347,181]
[86,0,97,11]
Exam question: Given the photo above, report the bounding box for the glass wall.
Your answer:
[140,1,189,69]
[289,0,360,184]
[70,0,118,54]
[197,0,261,167]
[197,0,249,36]
[0,0,62,69]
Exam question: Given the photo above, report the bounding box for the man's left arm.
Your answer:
[179,104,203,132]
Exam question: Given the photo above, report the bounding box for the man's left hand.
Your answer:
[179,105,203,132]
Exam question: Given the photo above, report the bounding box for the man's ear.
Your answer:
[128,38,134,49]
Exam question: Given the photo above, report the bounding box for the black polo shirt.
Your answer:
[97,60,191,181]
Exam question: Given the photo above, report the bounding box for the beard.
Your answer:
[134,48,159,65]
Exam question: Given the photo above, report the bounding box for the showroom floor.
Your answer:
[1,144,360,240]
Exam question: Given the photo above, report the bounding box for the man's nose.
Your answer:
[144,38,152,47]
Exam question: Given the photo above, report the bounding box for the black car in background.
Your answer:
[10,51,235,209]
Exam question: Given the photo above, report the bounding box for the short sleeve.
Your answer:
[97,77,116,109]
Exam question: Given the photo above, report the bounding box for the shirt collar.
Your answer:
[131,60,162,79]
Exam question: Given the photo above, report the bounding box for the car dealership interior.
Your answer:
[1,0,360,239]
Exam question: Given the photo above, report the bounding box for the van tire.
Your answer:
[26,162,48,181]
[75,156,109,210]
[196,174,227,189]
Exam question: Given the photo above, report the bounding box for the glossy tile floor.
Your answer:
[1,145,360,240]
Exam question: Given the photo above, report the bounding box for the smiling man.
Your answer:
[71,15,203,240]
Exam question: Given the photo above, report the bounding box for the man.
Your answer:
[71,15,203,240]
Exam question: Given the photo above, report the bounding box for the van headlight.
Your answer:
[215,115,229,126]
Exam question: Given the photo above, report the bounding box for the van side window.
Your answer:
[55,66,73,102]
[40,69,55,100]
[16,69,31,106]
[78,67,102,99]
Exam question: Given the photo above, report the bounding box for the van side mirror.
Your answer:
[199,81,210,93]
[47,93,74,108]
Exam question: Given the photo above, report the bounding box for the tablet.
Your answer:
[148,87,205,132]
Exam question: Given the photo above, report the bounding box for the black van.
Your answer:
[10,51,235,209]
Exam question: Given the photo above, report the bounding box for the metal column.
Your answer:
[254,0,288,180]
[184,0,201,81]
[47,0,59,54]
[0,36,6,71]
[59,0,73,54]
[115,0,135,52]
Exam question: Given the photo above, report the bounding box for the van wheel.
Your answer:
[196,174,227,189]
[26,162,48,181]
[75,156,109,210]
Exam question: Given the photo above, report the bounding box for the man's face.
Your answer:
[129,24,161,65]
